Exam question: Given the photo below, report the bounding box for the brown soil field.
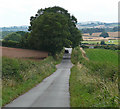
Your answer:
[0,46,48,59]
[82,32,120,41]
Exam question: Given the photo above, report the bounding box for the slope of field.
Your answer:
[70,47,119,107]
[85,49,118,66]
[1,46,48,59]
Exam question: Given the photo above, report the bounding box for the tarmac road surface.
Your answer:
[5,48,73,107]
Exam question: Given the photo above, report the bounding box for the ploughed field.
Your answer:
[1,46,48,60]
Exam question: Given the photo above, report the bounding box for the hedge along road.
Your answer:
[5,48,73,107]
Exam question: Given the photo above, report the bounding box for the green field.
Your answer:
[82,39,119,45]
[70,47,119,107]
[105,40,119,45]
[85,49,118,66]
[82,40,100,44]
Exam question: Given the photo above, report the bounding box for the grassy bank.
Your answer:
[2,51,63,106]
[70,47,119,107]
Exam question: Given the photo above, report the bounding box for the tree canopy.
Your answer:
[4,32,22,42]
[28,6,82,55]
[99,31,109,38]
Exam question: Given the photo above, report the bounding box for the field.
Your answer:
[70,47,119,107]
[82,39,119,45]
[82,32,120,41]
[1,46,48,60]
[85,49,118,66]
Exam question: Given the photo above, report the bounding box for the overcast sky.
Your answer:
[0,0,119,27]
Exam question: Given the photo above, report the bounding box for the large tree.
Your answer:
[28,6,82,54]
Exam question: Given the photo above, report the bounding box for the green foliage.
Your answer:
[71,47,84,64]
[0,31,14,39]
[3,33,22,42]
[100,40,105,45]
[2,31,28,48]
[70,47,119,107]
[2,50,64,106]
[81,44,119,50]
[20,32,31,48]
[2,57,22,81]
[113,26,120,32]
[2,40,21,48]
[28,6,82,54]
[29,12,71,54]
[1,31,30,48]
[100,31,109,38]
[15,31,27,37]
[81,28,104,34]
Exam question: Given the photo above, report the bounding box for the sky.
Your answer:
[0,0,119,27]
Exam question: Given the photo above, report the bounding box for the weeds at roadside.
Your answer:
[2,50,64,106]
[70,46,119,107]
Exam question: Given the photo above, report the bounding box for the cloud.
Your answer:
[0,0,119,26]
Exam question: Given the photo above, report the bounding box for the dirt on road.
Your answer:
[1,46,48,59]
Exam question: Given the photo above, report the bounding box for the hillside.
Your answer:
[0,26,28,32]
[77,21,118,29]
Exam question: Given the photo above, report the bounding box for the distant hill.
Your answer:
[0,26,29,32]
[77,21,118,29]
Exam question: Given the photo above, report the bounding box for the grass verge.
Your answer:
[2,50,64,106]
[70,47,119,107]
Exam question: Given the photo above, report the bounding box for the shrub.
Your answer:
[100,40,105,45]
[2,57,22,81]
[2,40,21,48]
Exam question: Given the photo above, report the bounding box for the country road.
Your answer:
[5,48,73,107]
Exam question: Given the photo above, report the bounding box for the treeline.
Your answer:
[1,31,29,48]
[81,26,120,34]
[0,31,14,39]
[1,26,28,32]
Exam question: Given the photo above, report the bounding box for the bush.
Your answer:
[2,40,21,48]
[100,40,105,45]
[81,45,119,50]
[99,31,109,38]
[3,33,22,42]
[2,57,22,81]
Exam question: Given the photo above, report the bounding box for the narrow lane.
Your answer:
[5,48,73,107]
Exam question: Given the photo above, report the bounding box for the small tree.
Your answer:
[100,40,105,45]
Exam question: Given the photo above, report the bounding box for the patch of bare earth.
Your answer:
[1,46,48,60]
[80,47,89,61]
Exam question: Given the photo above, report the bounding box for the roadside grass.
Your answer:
[2,50,64,106]
[70,47,119,107]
